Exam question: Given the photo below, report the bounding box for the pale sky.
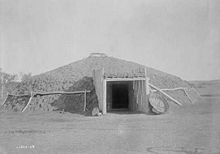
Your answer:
[1,0,220,80]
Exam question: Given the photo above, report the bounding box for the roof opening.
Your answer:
[89,53,107,57]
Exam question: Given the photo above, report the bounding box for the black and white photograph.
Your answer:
[0,0,220,153]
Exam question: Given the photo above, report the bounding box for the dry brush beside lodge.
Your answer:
[0,53,199,115]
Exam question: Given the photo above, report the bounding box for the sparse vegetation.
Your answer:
[0,69,19,104]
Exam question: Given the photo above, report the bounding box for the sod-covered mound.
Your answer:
[0,95,31,112]
[39,54,199,104]
[1,54,199,114]
[51,77,98,115]
[1,77,98,115]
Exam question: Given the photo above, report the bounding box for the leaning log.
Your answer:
[9,90,91,112]
[7,90,91,97]
[149,83,182,106]
[151,87,193,104]
[21,92,33,112]
[34,90,91,96]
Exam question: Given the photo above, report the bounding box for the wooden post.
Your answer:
[102,79,107,114]
[149,83,182,106]
[134,81,138,105]
[83,90,87,111]
[140,80,143,106]
[144,68,150,95]
[21,92,33,112]
[93,68,105,113]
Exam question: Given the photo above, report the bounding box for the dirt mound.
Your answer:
[0,81,19,105]
[40,55,189,87]
[51,77,98,115]
[40,55,199,103]
[0,95,31,112]
[1,54,199,114]
[1,77,98,115]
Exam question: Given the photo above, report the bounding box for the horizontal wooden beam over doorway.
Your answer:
[105,77,146,82]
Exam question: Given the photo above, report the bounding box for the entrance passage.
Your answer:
[112,84,129,109]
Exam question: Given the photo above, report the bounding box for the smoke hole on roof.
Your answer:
[89,53,107,57]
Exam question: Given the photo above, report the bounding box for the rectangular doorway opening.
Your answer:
[107,81,133,112]
[112,84,129,109]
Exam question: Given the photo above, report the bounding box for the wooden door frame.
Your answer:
[93,68,149,115]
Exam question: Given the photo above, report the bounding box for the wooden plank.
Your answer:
[159,87,187,91]
[105,77,146,82]
[135,79,149,113]
[137,81,143,112]
[103,79,107,114]
[34,90,91,96]
[159,87,193,104]
[137,81,140,105]
[93,68,105,114]
[144,68,150,95]
[149,83,182,106]
[7,90,91,97]
[133,81,136,106]
[140,80,143,106]
[8,94,30,97]
[83,90,87,111]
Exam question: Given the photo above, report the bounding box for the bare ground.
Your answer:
[0,81,220,154]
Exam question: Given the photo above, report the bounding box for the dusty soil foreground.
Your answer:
[0,82,220,154]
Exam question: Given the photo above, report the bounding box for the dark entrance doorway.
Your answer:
[112,84,129,109]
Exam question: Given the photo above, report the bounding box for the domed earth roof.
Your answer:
[36,53,190,89]
[3,53,200,113]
